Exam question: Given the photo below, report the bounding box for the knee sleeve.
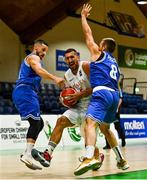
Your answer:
[27,117,44,140]
[39,117,44,132]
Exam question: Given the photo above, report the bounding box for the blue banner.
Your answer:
[56,50,68,71]
[120,116,147,138]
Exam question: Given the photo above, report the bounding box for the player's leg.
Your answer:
[99,123,129,170]
[48,115,74,153]
[20,117,44,170]
[100,123,118,148]
[99,91,129,170]
[32,109,78,167]
[80,121,104,159]
[79,119,104,171]
[32,115,74,167]
[74,91,109,176]
[114,113,126,147]
[12,86,43,170]
[103,124,111,150]
[103,137,111,149]
[74,117,103,176]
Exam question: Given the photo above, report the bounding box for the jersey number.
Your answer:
[110,65,117,80]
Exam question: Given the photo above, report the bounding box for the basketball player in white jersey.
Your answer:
[31,48,104,168]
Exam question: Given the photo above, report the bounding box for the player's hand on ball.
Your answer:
[60,88,78,108]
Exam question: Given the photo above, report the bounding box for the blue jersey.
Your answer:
[90,51,120,90]
[16,54,41,91]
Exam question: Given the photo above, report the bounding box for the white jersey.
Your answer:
[64,61,91,110]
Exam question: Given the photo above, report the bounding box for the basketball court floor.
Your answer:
[0,143,147,179]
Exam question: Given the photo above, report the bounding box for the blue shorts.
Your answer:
[12,84,40,120]
[86,89,119,124]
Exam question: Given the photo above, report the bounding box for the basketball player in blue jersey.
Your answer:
[12,39,64,170]
[74,4,129,176]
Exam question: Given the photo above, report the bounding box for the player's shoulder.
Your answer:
[81,61,90,74]
[64,68,71,79]
[65,68,71,74]
[81,60,90,68]
[28,54,40,61]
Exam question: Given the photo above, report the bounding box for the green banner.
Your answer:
[118,45,147,70]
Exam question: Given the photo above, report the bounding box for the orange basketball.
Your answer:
[60,88,77,108]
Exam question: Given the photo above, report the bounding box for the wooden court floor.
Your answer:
[0,144,147,179]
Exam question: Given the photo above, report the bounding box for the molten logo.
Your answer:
[124,120,145,130]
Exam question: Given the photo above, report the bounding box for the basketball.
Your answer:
[60,88,77,108]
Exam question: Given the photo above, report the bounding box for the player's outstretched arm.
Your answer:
[28,55,65,88]
[81,4,100,59]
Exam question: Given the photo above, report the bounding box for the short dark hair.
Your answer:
[103,38,116,53]
[64,48,77,55]
[34,39,48,46]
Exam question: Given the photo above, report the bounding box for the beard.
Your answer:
[35,51,44,59]
[35,51,39,57]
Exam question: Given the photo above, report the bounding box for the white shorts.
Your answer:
[63,107,86,126]
[63,107,87,137]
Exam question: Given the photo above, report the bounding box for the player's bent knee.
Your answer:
[99,124,110,134]
[102,129,112,137]
[56,116,71,128]
[100,127,108,135]
[39,117,44,132]
[27,118,44,140]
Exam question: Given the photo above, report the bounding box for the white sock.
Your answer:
[47,141,57,155]
[112,146,124,162]
[24,143,34,158]
[85,145,95,159]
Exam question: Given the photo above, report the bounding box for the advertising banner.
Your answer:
[120,115,147,138]
[0,115,105,150]
[0,115,48,150]
[56,50,68,71]
[1,115,147,150]
[118,45,147,70]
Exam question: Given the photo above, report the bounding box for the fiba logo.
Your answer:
[125,49,134,66]
[58,55,64,62]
